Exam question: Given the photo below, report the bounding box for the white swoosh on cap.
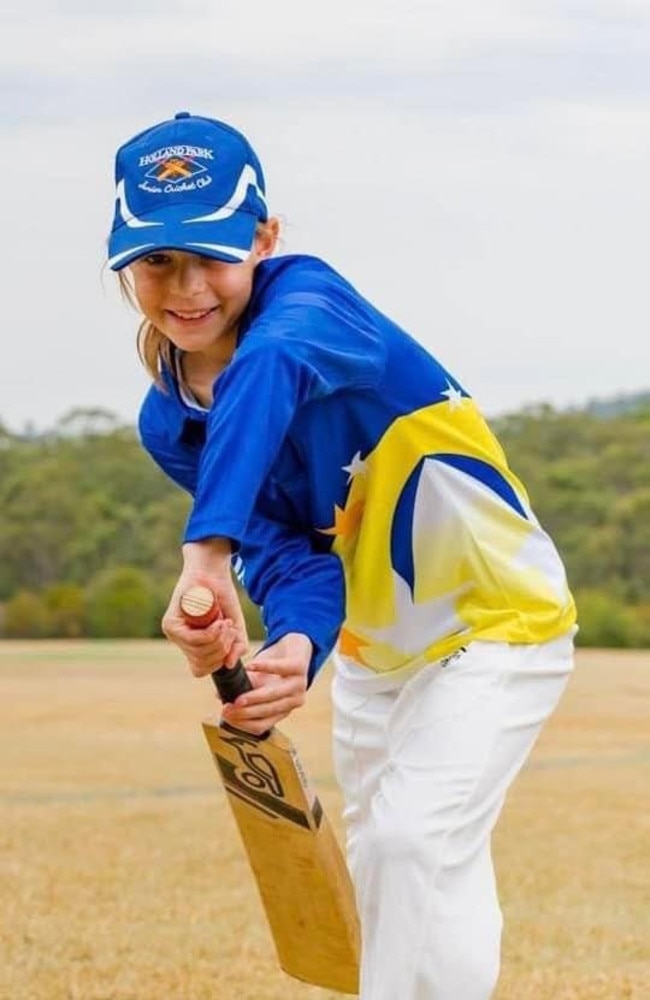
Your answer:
[186,242,250,260]
[107,243,156,268]
[184,164,266,224]
[116,179,164,228]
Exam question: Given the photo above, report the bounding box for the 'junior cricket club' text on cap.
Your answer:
[107,111,268,271]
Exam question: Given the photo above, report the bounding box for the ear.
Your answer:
[253,217,280,261]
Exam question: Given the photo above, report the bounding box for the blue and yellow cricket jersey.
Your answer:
[139,255,576,682]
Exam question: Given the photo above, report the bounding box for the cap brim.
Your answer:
[108,203,258,271]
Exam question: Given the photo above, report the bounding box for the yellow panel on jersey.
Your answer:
[322,396,576,674]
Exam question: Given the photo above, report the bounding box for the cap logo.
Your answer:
[146,156,207,183]
[135,144,215,197]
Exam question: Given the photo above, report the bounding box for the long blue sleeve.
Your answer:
[139,385,346,680]
[239,509,345,684]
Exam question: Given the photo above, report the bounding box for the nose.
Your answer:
[169,257,208,295]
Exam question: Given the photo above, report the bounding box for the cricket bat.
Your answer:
[180,585,360,995]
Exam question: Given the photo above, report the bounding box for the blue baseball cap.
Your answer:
[107,111,268,271]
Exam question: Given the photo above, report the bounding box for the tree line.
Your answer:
[1,399,648,647]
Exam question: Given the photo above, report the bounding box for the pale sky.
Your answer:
[2,0,649,432]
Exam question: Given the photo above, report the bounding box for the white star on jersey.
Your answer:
[342,451,367,483]
[441,380,464,409]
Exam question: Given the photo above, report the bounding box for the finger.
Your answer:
[248,656,307,678]
[165,614,239,650]
[208,584,249,644]
[222,704,295,733]
[243,681,307,708]
[223,636,249,668]
[193,647,243,677]
[191,656,230,678]
[231,679,305,707]
[182,624,235,649]
[223,692,304,723]
[163,611,221,639]
[221,715,282,737]
[183,630,241,676]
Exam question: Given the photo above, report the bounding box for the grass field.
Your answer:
[0,642,648,1000]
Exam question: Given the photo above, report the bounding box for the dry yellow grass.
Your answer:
[0,643,648,1000]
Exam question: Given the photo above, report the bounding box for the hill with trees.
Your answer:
[1,397,648,646]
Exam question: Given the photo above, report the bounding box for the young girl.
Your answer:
[108,111,577,1000]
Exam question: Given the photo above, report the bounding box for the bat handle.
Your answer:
[180,585,249,699]
[211,663,271,740]
[211,661,253,703]
[180,585,270,737]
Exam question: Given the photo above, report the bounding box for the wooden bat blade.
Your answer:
[202,718,360,994]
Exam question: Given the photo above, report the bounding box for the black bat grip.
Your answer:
[211,661,253,703]
[210,661,271,740]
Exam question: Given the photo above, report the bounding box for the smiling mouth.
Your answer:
[167,306,219,321]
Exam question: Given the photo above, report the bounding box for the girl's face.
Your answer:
[129,224,277,359]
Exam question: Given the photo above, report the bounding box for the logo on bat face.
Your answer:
[222,732,284,796]
[215,731,322,830]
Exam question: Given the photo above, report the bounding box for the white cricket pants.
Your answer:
[331,630,576,1000]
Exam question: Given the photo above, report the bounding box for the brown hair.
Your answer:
[118,219,281,388]
[117,271,171,387]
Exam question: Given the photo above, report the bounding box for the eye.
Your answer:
[141,252,172,267]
